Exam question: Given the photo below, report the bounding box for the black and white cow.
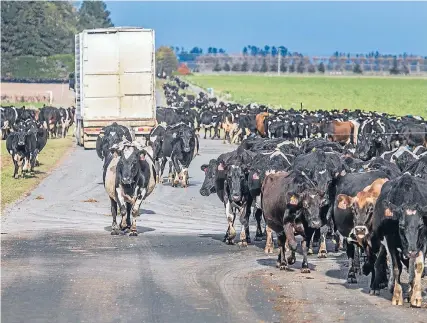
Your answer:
[103,141,156,236]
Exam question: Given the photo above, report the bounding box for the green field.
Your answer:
[185,75,427,117]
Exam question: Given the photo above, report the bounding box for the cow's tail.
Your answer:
[349,120,360,145]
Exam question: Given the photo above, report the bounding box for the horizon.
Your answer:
[100,1,427,56]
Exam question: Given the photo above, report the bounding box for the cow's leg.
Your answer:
[159,158,167,184]
[129,202,138,237]
[131,188,146,218]
[110,198,120,235]
[317,225,329,258]
[409,250,424,307]
[224,201,236,244]
[254,207,264,241]
[389,242,403,305]
[154,160,160,183]
[276,232,288,270]
[168,160,174,184]
[369,244,388,295]
[204,128,207,139]
[12,158,19,179]
[115,187,128,230]
[301,235,311,273]
[264,225,274,254]
[346,243,358,283]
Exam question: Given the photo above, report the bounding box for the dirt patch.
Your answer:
[1,82,75,106]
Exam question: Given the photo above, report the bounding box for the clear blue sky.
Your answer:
[103,1,427,56]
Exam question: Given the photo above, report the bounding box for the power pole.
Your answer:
[278,49,281,76]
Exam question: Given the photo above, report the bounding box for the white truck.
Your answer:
[74,27,156,149]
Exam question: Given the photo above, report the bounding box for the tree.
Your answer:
[78,1,113,30]
[243,47,248,56]
[289,62,296,73]
[318,62,325,73]
[231,63,240,72]
[297,61,305,73]
[241,61,249,72]
[280,59,287,72]
[307,64,316,73]
[270,62,278,73]
[353,63,363,74]
[402,64,410,75]
[213,61,222,72]
[223,63,231,71]
[271,46,278,57]
[252,63,260,72]
[156,46,178,77]
[390,57,400,75]
[260,59,268,72]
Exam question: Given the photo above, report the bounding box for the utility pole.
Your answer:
[278,49,281,76]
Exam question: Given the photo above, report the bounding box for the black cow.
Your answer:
[95,123,133,165]
[261,170,323,272]
[39,106,60,138]
[404,155,427,179]
[366,174,427,307]
[154,123,197,187]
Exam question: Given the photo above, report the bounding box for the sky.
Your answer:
[102,1,427,56]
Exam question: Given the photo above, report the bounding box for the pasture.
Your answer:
[185,75,427,117]
[1,136,73,210]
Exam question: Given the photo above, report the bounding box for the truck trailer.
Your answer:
[74,27,156,149]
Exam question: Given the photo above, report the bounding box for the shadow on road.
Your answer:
[103,226,155,234]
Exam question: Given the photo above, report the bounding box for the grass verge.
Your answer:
[1,102,47,109]
[1,136,74,211]
[184,75,427,117]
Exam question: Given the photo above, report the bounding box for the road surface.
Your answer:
[2,132,426,321]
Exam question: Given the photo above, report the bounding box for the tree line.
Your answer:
[1,1,113,82]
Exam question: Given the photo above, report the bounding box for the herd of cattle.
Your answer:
[3,76,427,309]
[1,105,75,178]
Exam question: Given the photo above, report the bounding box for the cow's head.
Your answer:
[199,159,219,196]
[226,163,248,203]
[289,190,322,229]
[13,122,27,146]
[355,135,376,161]
[111,142,144,186]
[386,202,427,259]
[178,127,193,153]
[297,121,305,137]
[283,119,291,134]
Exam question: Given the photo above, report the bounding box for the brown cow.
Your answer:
[255,112,269,137]
[325,120,359,145]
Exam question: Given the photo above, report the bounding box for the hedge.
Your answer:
[1,54,74,83]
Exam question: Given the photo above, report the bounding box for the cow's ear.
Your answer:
[337,194,353,209]
[200,164,208,172]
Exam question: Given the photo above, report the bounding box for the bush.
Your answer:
[177,63,191,75]
[213,61,222,72]
[260,59,268,72]
[1,54,74,82]
[353,63,363,74]
[223,63,231,71]
[231,63,241,72]
[241,61,249,72]
[308,64,316,73]
[252,63,260,72]
[318,62,325,73]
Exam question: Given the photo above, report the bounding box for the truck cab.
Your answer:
[74,27,156,149]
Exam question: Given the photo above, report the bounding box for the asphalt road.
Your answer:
[2,113,427,322]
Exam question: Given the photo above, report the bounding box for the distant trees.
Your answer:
[353,63,363,74]
[318,62,325,73]
[223,63,231,71]
[156,46,178,77]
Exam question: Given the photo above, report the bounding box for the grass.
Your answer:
[1,136,73,210]
[184,75,427,117]
[1,102,47,109]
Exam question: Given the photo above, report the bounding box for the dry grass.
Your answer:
[1,136,73,211]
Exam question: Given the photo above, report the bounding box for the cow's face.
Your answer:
[179,128,193,153]
[199,159,218,196]
[118,146,141,185]
[227,164,246,202]
[152,137,163,160]
[350,193,375,240]
[290,191,322,229]
[391,204,427,259]
[283,120,291,134]
[297,122,305,136]
[311,168,332,202]
[355,136,374,161]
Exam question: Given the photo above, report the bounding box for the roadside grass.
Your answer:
[184,75,427,117]
[1,136,74,211]
[1,102,52,109]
